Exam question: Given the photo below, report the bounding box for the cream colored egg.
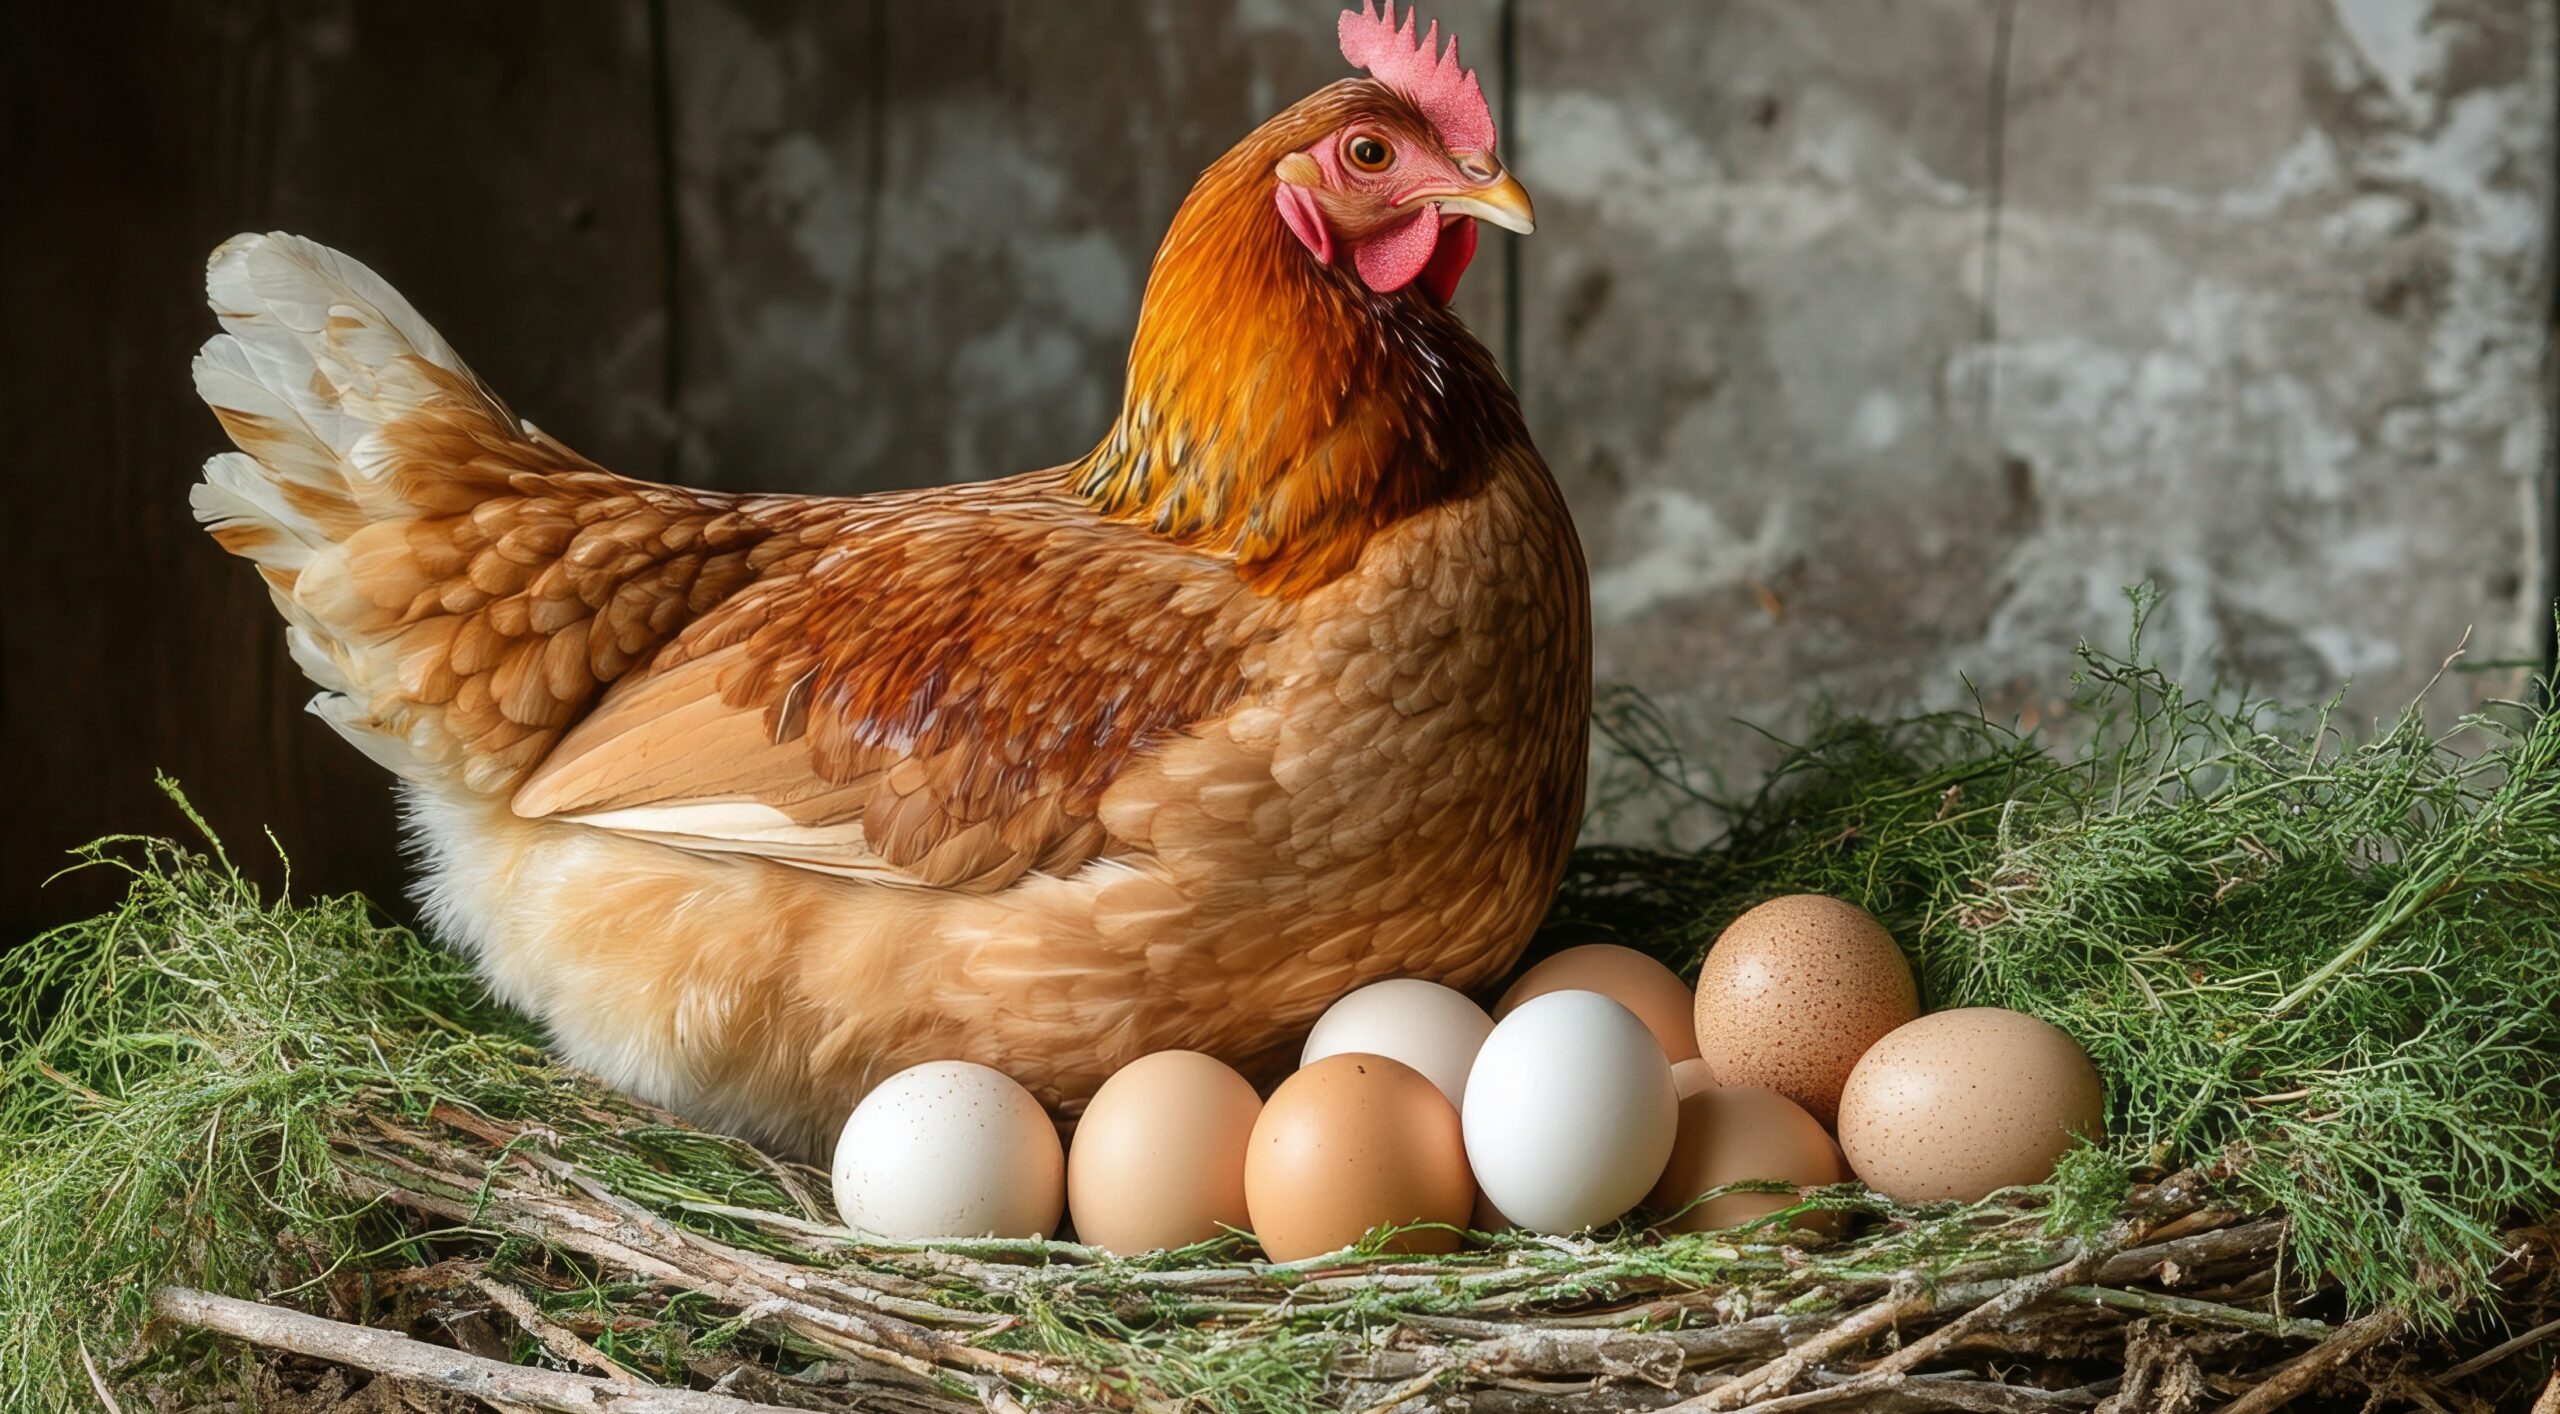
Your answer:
[1463,991,1679,1234]
[1837,1008,2106,1203]
[831,1061,1064,1240]
[1692,895,1918,1127]
[1647,1085,1842,1234]
[1067,1051,1261,1255]
[1302,979,1494,1109]
[1245,1053,1475,1262]
[1498,943,1701,1063]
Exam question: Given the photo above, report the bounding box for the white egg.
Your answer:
[1300,978,1494,1110]
[830,1061,1064,1240]
[1461,990,1679,1234]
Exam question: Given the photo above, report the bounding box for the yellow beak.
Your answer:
[1413,168,1535,236]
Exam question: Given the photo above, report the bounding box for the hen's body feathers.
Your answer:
[197,79,1586,1156]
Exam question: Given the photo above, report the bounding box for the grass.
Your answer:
[3,589,2556,1409]
[1560,593,2560,1323]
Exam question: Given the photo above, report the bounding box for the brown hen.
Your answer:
[193,3,1588,1158]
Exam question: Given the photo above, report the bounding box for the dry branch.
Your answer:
[153,1286,799,1414]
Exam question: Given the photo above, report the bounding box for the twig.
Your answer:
[1794,1368,2107,1412]
[2052,1286,2328,1340]
[1350,1368,1446,1414]
[152,1286,801,1413]
[2441,1313,2560,1379]
[1775,1194,2200,1408]
[341,1165,1100,1408]
[2215,1308,2405,1414]
[472,1274,648,1384]
[78,1337,125,1414]
[1659,1287,1932,1411]
[2092,1219,2283,1286]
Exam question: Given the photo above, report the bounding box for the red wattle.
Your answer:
[1418,217,1477,304]
[1353,206,1441,295]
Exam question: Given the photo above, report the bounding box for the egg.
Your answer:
[831,1061,1064,1240]
[1691,895,1918,1126]
[1301,978,1494,1109]
[1836,1007,2106,1203]
[1646,1085,1842,1234]
[1066,1051,1261,1255]
[1462,991,1679,1234]
[1671,1057,1719,1098]
[1496,943,1701,1063]
[1244,1053,1475,1261]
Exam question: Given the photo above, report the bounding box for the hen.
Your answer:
[193,3,1589,1158]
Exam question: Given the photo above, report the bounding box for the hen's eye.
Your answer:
[1345,135,1392,172]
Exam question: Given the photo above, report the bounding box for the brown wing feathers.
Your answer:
[517,480,1279,888]
[197,233,1283,889]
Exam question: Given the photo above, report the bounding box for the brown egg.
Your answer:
[1692,895,1918,1126]
[1498,943,1701,1063]
[1836,1008,2106,1203]
[1647,1086,1842,1234]
[1245,1053,1475,1262]
[1066,1051,1262,1255]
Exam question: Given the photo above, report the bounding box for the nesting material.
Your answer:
[9,628,2557,1411]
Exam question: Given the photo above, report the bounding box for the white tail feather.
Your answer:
[191,232,490,785]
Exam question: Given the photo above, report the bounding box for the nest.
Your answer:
[147,1093,2559,1414]
[10,598,2560,1411]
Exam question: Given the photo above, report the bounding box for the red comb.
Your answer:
[1337,2,1496,153]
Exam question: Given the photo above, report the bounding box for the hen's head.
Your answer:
[1272,2,1533,304]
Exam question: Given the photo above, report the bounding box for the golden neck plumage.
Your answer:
[1072,87,1517,598]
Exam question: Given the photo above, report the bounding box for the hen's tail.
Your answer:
[192,233,762,795]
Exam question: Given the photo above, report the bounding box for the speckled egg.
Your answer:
[1244,1053,1475,1262]
[1497,943,1702,1063]
[1691,895,1918,1127]
[1836,1008,2106,1203]
[1647,1085,1842,1234]
[831,1061,1064,1240]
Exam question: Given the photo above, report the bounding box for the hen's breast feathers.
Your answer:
[512,477,1293,890]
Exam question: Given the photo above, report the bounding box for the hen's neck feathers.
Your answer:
[1072,82,1527,598]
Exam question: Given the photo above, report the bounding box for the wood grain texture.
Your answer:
[4,2,667,928]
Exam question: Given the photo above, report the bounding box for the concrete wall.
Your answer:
[10,0,2553,925]
[652,0,2558,830]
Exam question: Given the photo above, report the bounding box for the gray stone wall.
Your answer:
[650,0,2557,833]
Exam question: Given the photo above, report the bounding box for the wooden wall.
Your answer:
[7,1,2553,929]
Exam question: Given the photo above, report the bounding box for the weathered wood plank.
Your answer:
[1,1,668,927]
